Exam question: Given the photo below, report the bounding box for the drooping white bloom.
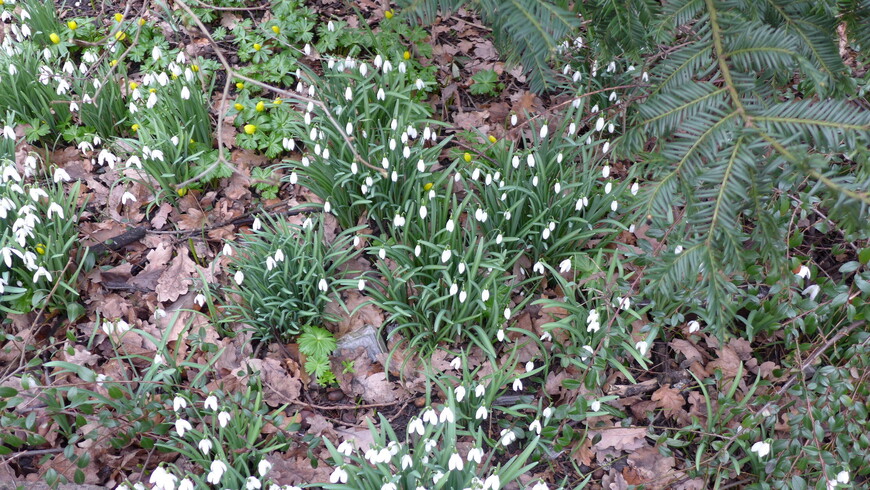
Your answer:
[591,400,601,412]
[441,248,451,263]
[539,124,548,139]
[180,86,190,100]
[233,270,244,285]
[439,406,454,423]
[318,278,328,292]
[173,396,187,411]
[496,329,505,342]
[504,307,511,319]
[245,477,261,490]
[175,418,193,437]
[207,460,227,485]
[407,417,425,435]
[529,419,542,434]
[751,441,771,458]
[796,265,811,280]
[217,411,231,427]
[376,87,386,100]
[149,466,177,490]
[483,474,500,490]
[198,438,213,454]
[500,428,517,446]
[635,341,649,356]
[257,459,272,477]
[455,385,466,402]
[512,378,523,391]
[450,357,462,369]
[475,405,488,420]
[688,320,701,333]
[559,259,571,273]
[448,452,464,471]
[329,467,348,484]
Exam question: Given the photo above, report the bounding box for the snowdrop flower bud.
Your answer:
[539,124,548,139]
[497,329,505,342]
[605,182,613,194]
[234,271,244,285]
[374,54,383,68]
[449,283,458,296]
[802,284,820,301]
[511,114,517,126]
[414,244,421,257]
[591,400,601,412]
[602,141,611,153]
[415,78,425,90]
[481,289,490,302]
[688,320,701,333]
[610,200,618,211]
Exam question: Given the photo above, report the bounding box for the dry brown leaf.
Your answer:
[178,207,208,231]
[155,249,198,303]
[245,358,302,406]
[61,345,100,367]
[592,427,648,452]
[669,339,703,366]
[652,384,686,420]
[623,446,678,490]
[707,345,742,379]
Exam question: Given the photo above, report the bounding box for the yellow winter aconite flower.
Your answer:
[149,88,156,93]
[191,64,199,72]
[384,9,394,19]
[272,26,280,34]
[255,101,265,112]
[35,244,46,255]
[115,31,126,41]
[67,21,78,30]
[234,103,243,111]
[463,152,472,162]
[236,82,245,90]
[177,188,188,197]
[423,182,433,191]
[49,33,60,44]
[488,135,497,143]
[131,124,140,132]
[114,13,123,22]
[244,124,257,135]
[129,82,139,90]
[253,43,262,51]
[110,59,118,66]
[138,18,146,26]
[403,51,411,60]
[273,98,282,105]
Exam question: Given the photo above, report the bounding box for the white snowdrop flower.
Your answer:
[398,61,407,73]
[151,149,164,161]
[157,72,170,86]
[233,270,244,285]
[198,438,213,454]
[391,170,398,182]
[416,159,426,173]
[374,54,383,68]
[674,245,684,255]
[496,329,505,342]
[481,289,490,302]
[194,294,207,307]
[217,411,231,428]
[400,454,413,470]
[180,86,190,100]
[202,395,218,411]
[796,265,811,280]
[376,87,386,100]
[688,320,701,333]
[525,361,535,373]
[501,428,517,446]
[605,182,613,194]
[601,165,612,179]
[609,91,618,102]
[602,141,611,154]
[403,146,411,158]
[505,210,512,220]
[449,283,458,296]
[222,243,234,256]
[283,138,296,151]
[53,168,71,183]
[475,405,489,420]
[441,248,452,263]
[448,452,464,471]
[542,228,551,240]
[439,406,454,423]
[533,261,545,274]
[414,244,422,257]
[378,248,387,260]
[594,117,606,132]
[504,307,511,319]
[635,341,649,356]
[121,192,137,205]
[149,467,177,490]
[33,267,53,283]
[836,471,849,485]
[591,104,600,113]
[322,201,332,214]
[573,71,581,82]
[459,290,467,303]
[642,71,649,82]
[629,224,636,233]
[175,418,193,437]
[314,144,322,156]
[630,182,640,195]
[170,136,180,147]
[458,262,466,274]
[610,200,618,211]
[329,467,348,484]
[415,78,426,90]
[539,124,549,139]
[173,396,187,411]
[146,91,158,109]
[46,202,64,220]
[559,259,572,274]
[751,441,771,458]
[512,378,523,391]
[803,284,820,301]
[483,475,501,490]
[510,113,518,126]
[608,123,615,133]
[496,234,503,245]
[529,419,542,434]
[245,477,261,490]
[345,121,353,135]
[318,278,328,292]
[532,176,539,187]
[266,256,277,271]
[304,112,312,125]
[475,208,488,222]
[409,416,426,435]
[252,217,262,231]
[8,64,18,76]
[616,296,631,310]
[393,214,406,227]
[450,357,462,370]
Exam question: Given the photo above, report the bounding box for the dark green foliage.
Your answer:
[618,0,870,335]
